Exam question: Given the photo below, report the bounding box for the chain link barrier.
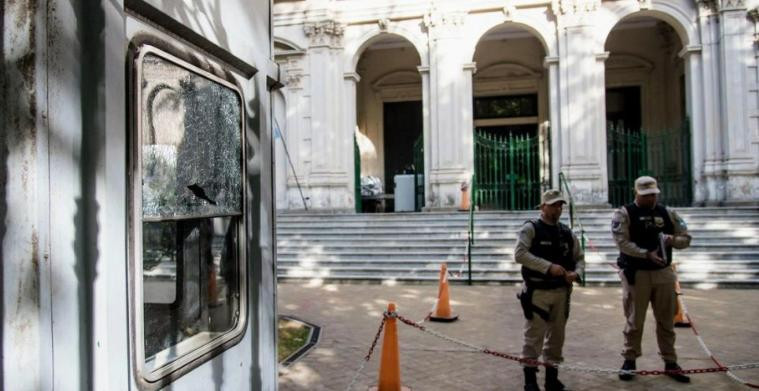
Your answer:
[678,293,759,389]
[390,311,759,377]
[345,299,759,389]
[345,312,388,391]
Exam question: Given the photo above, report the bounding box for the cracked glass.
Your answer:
[141,53,242,219]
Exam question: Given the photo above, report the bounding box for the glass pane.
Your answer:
[143,216,240,365]
[141,53,242,219]
[474,94,538,119]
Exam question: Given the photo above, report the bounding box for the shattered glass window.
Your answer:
[136,52,244,374]
[141,54,242,219]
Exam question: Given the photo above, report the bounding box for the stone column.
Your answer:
[719,0,759,203]
[544,56,561,189]
[696,0,726,204]
[679,46,708,204]
[343,72,361,209]
[278,55,307,210]
[303,20,352,210]
[418,65,431,209]
[553,0,609,206]
[425,10,473,209]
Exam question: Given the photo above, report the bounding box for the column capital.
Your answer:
[462,62,477,73]
[303,20,345,48]
[695,0,718,16]
[595,51,610,62]
[417,65,430,74]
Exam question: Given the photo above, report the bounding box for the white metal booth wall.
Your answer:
[2,1,278,390]
[273,0,759,210]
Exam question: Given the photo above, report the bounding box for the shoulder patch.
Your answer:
[612,214,623,233]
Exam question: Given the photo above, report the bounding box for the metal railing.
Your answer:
[558,172,587,286]
[274,119,308,210]
[466,173,476,285]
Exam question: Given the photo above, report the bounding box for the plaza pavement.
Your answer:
[277,282,759,391]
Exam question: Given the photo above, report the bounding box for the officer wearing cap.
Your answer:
[515,189,584,391]
[612,176,692,383]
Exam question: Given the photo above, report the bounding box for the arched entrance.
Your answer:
[605,15,692,206]
[354,34,423,212]
[472,24,550,210]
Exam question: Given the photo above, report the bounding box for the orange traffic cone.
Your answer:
[459,182,470,211]
[370,303,410,391]
[672,265,691,328]
[429,264,458,322]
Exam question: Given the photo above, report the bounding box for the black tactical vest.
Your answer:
[619,203,674,270]
[522,219,575,289]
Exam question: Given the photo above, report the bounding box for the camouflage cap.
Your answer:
[634,176,660,195]
[540,189,566,206]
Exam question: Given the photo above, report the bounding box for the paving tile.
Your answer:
[278,282,759,390]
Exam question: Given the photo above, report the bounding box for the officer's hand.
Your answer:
[646,250,665,266]
[564,271,579,284]
[662,234,673,246]
[548,264,567,277]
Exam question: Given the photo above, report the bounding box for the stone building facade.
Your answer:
[273,0,759,211]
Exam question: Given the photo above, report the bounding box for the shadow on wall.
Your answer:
[1,4,6,387]
[74,1,107,390]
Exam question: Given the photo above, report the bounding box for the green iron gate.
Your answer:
[607,121,692,207]
[413,134,424,211]
[607,124,648,207]
[473,130,541,210]
[354,136,362,212]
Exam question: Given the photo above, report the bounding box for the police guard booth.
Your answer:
[2,1,279,389]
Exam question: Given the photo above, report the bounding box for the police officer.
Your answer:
[515,189,584,391]
[612,176,692,383]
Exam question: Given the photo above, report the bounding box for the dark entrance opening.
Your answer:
[383,101,423,192]
[606,86,641,132]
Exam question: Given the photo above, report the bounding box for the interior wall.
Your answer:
[605,19,685,134]
[472,33,548,125]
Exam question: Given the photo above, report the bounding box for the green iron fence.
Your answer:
[354,136,362,213]
[607,124,648,207]
[607,121,692,207]
[647,121,692,207]
[473,130,541,210]
[413,134,424,212]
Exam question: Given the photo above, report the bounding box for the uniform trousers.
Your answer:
[620,267,678,362]
[522,286,570,367]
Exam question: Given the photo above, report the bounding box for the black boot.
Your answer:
[523,367,541,391]
[665,362,691,383]
[544,366,567,391]
[619,359,636,381]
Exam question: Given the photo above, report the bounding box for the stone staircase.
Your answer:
[276,207,759,287]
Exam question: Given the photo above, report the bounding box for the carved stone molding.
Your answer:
[303,20,345,48]
[638,0,653,10]
[550,0,601,16]
[378,18,390,32]
[749,7,759,43]
[423,10,466,29]
[278,58,305,89]
[719,0,747,11]
[695,0,718,16]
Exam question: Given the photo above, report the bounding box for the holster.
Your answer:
[617,257,637,285]
[517,286,550,321]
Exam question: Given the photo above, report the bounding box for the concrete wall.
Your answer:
[2,0,278,389]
